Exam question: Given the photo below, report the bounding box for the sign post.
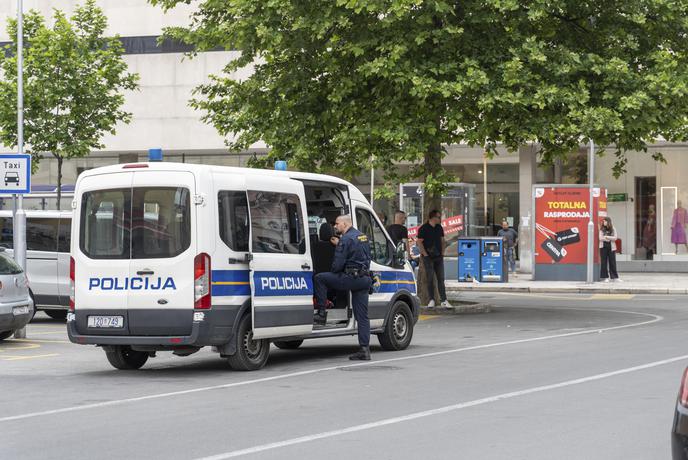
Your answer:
[13,0,28,339]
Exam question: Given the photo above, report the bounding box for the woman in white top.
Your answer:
[599,217,619,281]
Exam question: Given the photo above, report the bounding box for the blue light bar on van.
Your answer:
[122,164,149,169]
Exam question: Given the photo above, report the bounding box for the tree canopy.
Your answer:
[0,0,139,207]
[151,0,688,198]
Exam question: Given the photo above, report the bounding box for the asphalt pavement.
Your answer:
[1,293,687,460]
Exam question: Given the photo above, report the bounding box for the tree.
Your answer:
[0,0,139,209]
[151,0,688,302]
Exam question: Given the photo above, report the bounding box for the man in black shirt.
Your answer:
[386,210,409,246]
[416,210,451,308]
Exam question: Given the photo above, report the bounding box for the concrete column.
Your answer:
[518,144,537,275]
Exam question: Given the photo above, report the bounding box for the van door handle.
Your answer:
[136,270,154,276]
[301,263,311,270]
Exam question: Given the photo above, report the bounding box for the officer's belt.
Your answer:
[344,267,369,277]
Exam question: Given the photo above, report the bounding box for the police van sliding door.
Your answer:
[246,177,314,339]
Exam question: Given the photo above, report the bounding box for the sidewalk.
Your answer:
[445,272,688,295]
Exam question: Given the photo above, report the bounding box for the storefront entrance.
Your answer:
[634,176,656,260]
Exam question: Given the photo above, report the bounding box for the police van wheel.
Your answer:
[273,340,304,350]
[105,346,149,370]
[0,330,13,341]
[227,314,270,371]
[377,301,414,351]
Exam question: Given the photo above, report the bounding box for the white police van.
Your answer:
[67,162,419,370]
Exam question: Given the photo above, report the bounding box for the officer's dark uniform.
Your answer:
[314,226,372,359]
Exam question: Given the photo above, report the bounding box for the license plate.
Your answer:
[88,316,124,328]
[12,305,29,316]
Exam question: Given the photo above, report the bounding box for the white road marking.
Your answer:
[195,353,688,459]
[0,308,662,424]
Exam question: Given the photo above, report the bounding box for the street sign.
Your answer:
[0,154,30,194]
[608,193,628,202]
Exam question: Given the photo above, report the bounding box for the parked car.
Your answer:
[0,210,71,320]
[0,250,34,340]
[673,367,688,459]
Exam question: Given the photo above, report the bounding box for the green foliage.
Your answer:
[150,0,688,190]
[0,0,138,203]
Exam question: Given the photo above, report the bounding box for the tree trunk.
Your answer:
[417,141,444,307]
[56,156,63,211]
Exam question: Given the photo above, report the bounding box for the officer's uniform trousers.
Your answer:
[314,272,372,347]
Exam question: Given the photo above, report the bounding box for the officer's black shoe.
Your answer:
[349,346,371,361]
[314,309,327,326]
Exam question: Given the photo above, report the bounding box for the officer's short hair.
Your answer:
[428,209,441,219]
[394,210,406,218]
[336,214,352,225]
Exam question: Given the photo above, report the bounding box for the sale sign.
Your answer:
[408,214,464,239]
[534,187,605,265]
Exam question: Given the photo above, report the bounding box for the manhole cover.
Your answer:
[339,365,402,372]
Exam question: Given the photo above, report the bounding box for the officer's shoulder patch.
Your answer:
[357,235,368,242]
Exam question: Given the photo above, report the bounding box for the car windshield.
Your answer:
[0,253,23,274]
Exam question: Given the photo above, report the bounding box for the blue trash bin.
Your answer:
[458,238,480,282]
[480,238,508,282]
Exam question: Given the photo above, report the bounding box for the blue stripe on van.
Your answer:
[376,271,416,294]
[211,270,250,296]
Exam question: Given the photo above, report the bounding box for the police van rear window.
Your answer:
[80,187,190,259]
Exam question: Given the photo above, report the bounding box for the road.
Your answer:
[1,293,686,460]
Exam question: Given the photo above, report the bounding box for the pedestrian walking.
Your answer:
[599,216,620,282]
[497,220,518,273]
[313,215,373,360]
[416,210,452,308]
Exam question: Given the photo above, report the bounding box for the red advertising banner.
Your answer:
[408,214,464,239]
[534,187,606,265]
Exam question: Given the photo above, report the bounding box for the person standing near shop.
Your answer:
[416,210,452,308]
[313,215,373,361]
[497,220,518,273]
[599,217,620,282]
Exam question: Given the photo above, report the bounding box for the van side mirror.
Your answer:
[392,242,406,268]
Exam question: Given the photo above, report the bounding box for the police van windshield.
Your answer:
[80,187,191,259]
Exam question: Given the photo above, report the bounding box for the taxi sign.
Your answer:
[0,154,30,194]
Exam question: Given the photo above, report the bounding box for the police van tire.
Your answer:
[105,346,149,370]
[45,310,68,321]
[273,340,304,350]
[377,301,414,351]
[227,314,270,371]
[0,330,13,341]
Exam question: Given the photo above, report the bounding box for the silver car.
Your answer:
[0,252,34,341]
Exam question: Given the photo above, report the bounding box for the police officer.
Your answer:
[313,214,372,361]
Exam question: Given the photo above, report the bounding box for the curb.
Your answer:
[446,286,688,295]
[420,302,492,315]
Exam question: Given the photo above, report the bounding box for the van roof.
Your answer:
[78,162,370,203]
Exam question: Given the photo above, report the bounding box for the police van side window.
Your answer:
[247,191,305,254]
[218,191,249,252]
[355,208,393,266]
[26,218,59,252]
[80,189,131,259]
